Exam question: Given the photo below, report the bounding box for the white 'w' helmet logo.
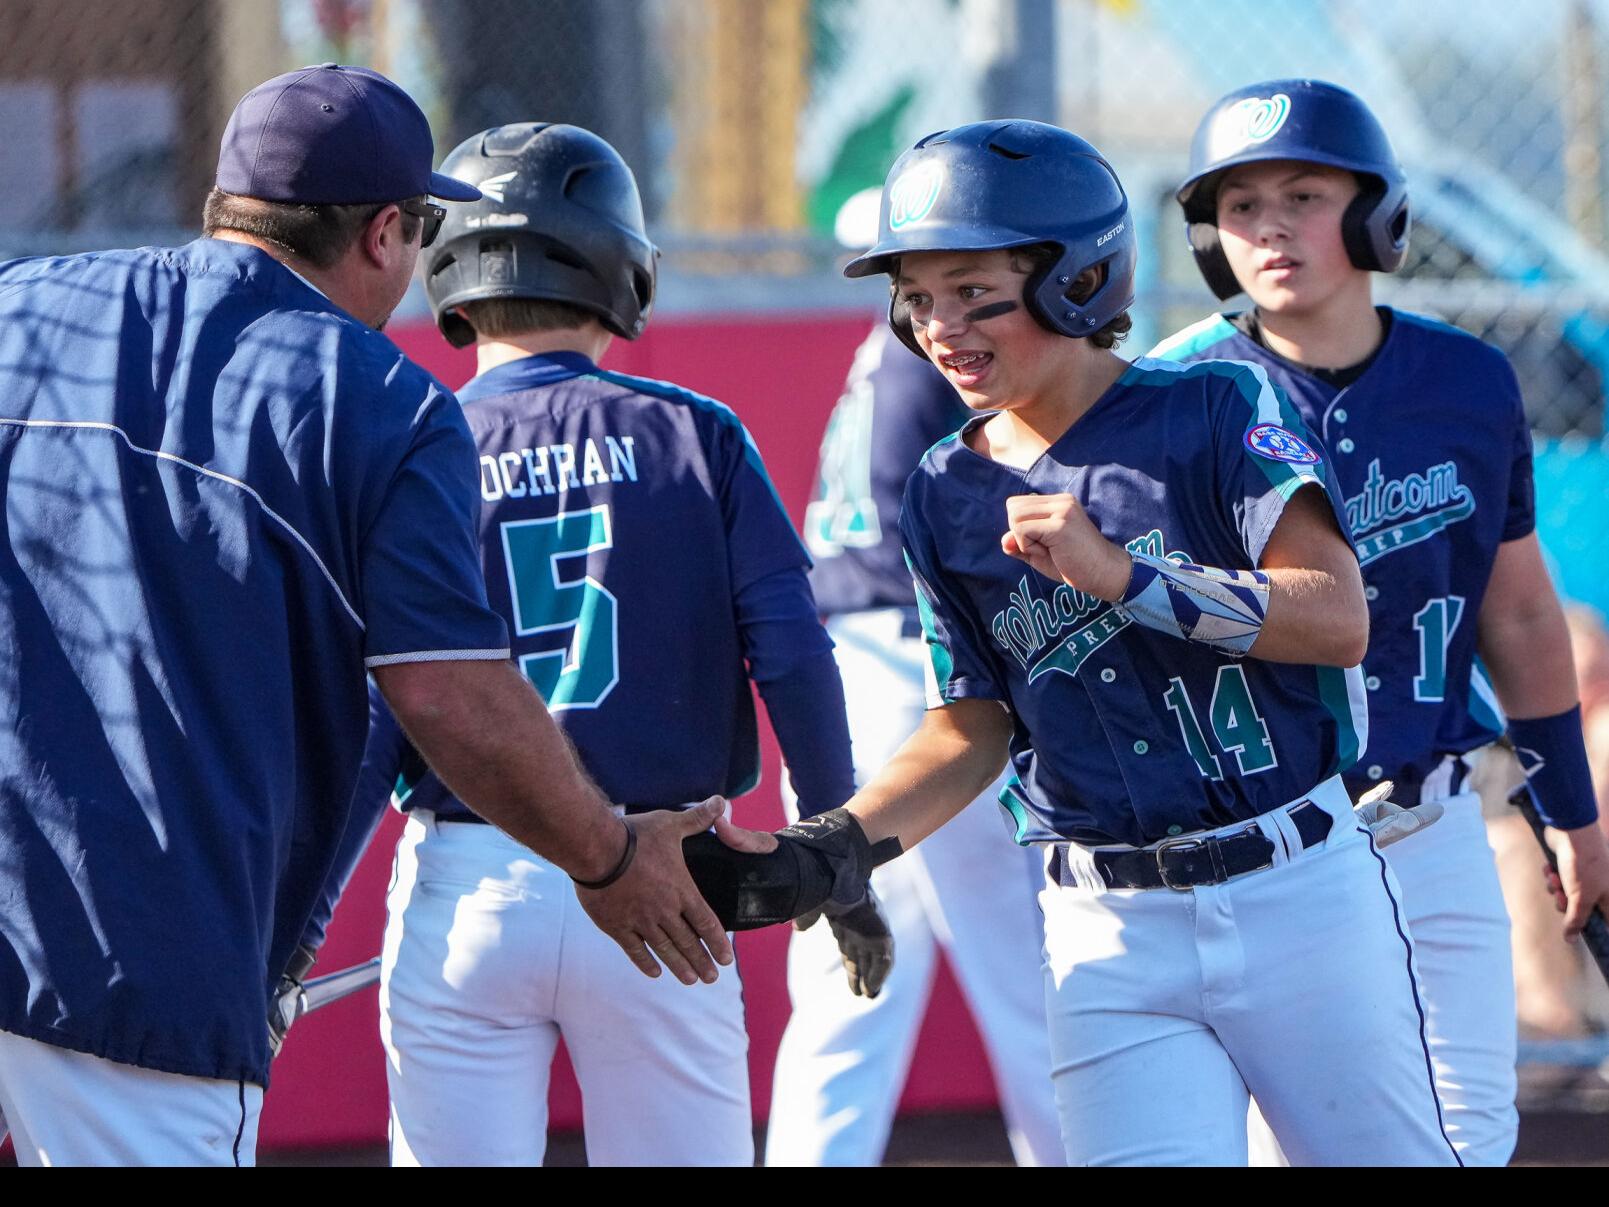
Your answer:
[1229,94,1292,145]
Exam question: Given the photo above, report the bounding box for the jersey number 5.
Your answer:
[501,504,619,711]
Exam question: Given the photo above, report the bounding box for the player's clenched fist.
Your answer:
[1002,493,1132,601]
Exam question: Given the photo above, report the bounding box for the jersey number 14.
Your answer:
[500,504,619,711]
[1164,665,1278,779]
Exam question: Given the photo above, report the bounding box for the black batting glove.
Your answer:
[798,886,895,999]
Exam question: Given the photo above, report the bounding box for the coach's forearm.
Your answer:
[372,659,626,881]
[847,698,1012,848]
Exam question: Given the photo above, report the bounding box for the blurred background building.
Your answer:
[2,0,1606,1161]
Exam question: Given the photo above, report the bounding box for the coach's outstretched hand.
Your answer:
[576,797,775,986]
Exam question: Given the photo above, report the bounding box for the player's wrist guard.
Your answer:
[682,808,902,932]
[1509,706,1599,830]
[1115,553,1269,657]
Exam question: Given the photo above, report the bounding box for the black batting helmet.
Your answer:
[845,120,1136,357]
[1177,79,1410,300]
[424,123,658,347]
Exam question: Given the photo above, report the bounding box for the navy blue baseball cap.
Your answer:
[216,63,481,205]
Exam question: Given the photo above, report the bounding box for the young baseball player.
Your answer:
[1152,78,1609,1166]
[734,117,1466,1166]
[765,191,1063,1167]
[353,122,876,1167]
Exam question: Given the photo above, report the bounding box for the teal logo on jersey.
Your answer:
[804,338,882,555]
[1345,458,1476,566]
[888,162,944,232]
[1230,93,1292,145]
[994,530,1183,683]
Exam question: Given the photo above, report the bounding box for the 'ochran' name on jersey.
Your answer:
[479,436,639,501]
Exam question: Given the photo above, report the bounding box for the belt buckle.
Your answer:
[1154,836,1206,891]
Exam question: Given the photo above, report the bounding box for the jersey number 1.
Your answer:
[501,504,619,711]
[1164,666,1278,779]
[1412,595,1465,702]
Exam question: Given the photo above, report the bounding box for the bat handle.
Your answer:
[1512,785,1609,968]
[1583,913,1609,968]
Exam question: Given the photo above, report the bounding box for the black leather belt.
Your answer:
[1051,801,1333,891]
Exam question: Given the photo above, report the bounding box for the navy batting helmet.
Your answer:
[1177,79,1410,300]
[844,120,1136,357]
[424,123,658,348]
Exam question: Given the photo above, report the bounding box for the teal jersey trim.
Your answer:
[905,549,955,698]
[1147,314,1239,362]
[1467,659,1507,737]
[589,368,805,557]
[1316,664,1369,776]
[998,776,1036,845]
[1123,356,1327,500]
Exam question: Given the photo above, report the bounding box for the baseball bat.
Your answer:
[295,956,382,1019]
[1508,781,1609,987]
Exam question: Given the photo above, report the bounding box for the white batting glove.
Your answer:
[1354,781,1444,848]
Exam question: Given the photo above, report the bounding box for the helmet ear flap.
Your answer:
[886,287,927,360]
[1341,179,1411,274]
[1187,222,1243,301]
[440,308,477,349]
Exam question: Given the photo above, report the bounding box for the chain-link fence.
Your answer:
[4,0,1609,438]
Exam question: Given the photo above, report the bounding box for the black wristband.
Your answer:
[572,820,637,890]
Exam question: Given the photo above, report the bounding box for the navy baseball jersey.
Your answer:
[901,357,1367,849]
[806,323,970,615]
[369,351,815,819]
[0,239,507,1085]
[1152,310,1532,798]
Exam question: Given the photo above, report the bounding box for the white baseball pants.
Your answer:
[0,1028,261,1166]
[381,812,753,1167]
[1250,756,1518,1167]
[1043,776,1461,1167]
[1376,775,1517,1165]
[764,608,1063,1167]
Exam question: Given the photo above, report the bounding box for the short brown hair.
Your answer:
[1010,245,1132,350]
[202,188,423,270]
[455,297,594,340]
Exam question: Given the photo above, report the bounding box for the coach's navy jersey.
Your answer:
[1152,310,1531,797]
[0,239,507,1085]
[902,357,1367,849]
[377,351,811,819]
[805,324,970,615]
